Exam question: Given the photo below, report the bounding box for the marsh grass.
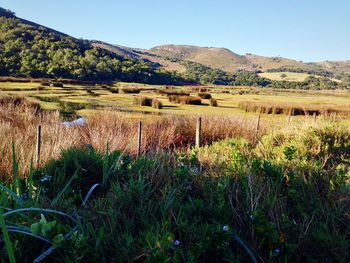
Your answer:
[118,87,141,94]
[238,101,342,116]
[168,95,202,105]
[0,99,262,179]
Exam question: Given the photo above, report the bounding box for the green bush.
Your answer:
[1,125,350,262]
[32,147,125,201]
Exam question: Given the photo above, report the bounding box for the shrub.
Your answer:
[168,95,181,104]
[133,96,153,107]
[179,96,202,105]
[168,95,202,105]
[119,87,141,94]
[51,82,64,87]
[237,101,340,116]
[189,87,210,92]
[32,147,124,200]
[41,81,50,86]
[198,92,212,99]
[210,98,218,107]
[0,96,41,113]
[152,98,163,109]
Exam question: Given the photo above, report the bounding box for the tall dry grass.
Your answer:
[0,99,263,179]
[238,101,344,116]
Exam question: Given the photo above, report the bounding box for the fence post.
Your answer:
[195,117,202,148]
[137,121,142,158]
[256,113,261,132]
[313,112,317,124]
[36,125,42,166]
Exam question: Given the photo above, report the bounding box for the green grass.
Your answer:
[1,124,349,262]
[1,81,350,119]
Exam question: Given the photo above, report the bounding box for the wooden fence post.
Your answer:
[137,121,142,157]
[256,113,261,132]
[36,125,42,166]
[195,117,202,148]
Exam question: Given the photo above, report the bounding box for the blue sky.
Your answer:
[2,0,349,62]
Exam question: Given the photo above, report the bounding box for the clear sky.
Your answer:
[2,0,349,62]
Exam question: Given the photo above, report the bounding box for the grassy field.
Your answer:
[1,81,350,120]
[259,72,313,82]
[259,72,341,83]
[0,87,349,262]
[0,98,349,262]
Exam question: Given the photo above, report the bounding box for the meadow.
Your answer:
[1,79,350,118]
[0,80,350,262]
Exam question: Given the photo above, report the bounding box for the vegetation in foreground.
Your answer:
[0,101,349,262]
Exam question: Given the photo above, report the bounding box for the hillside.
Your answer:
[149,45,253,72]
[102,43,349,81]
[0,9,185,84]
[0,7,348,87]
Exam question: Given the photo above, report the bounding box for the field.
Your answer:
[0,81,350,262]
[259,72,341,83]
[259,72,313,82]
[1,80,350,119]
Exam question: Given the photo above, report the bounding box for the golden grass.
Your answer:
[0,99,265,180]
[238,101,347,116]
[259,72,312,82]
[1,81,350,118]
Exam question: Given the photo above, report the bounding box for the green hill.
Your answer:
[0,7,348,88]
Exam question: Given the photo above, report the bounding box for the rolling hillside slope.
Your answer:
[1,7,349,84]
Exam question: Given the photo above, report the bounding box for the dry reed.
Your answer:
[0,99,263,179]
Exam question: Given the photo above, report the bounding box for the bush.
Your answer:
[118,87,141,94]
[189,87,210,92]
[237,101,340,116]
[180,96,202,105]
[0,96,41,113]
[32,147,125,201]
[152,98,163,109]
[51,82,64,87]
[133,96,153,107]
[210,98,218,107]
[198,92,212,99]
[168,95,181,104]
[41,81,50,86]
[168,95,202,105]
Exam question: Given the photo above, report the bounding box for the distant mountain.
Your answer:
[97,43,349,80]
